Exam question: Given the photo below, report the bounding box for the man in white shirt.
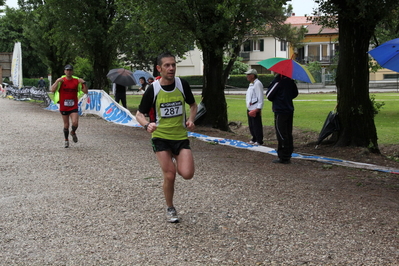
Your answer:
[245,69,264,145]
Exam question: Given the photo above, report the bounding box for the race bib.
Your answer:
[160,101,183,118]
[64,99,75,107]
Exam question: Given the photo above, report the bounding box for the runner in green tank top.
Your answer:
[136,53,198,223]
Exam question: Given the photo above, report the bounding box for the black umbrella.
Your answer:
[316,111,339,147]
[107,68,136,87]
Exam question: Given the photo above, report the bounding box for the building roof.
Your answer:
[305,24,338,35]
[285,15,338,35]
[285,16,313,26]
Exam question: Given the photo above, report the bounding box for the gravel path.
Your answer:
[1,98,399,265]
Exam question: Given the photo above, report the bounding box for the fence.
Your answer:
[4,85,52,107]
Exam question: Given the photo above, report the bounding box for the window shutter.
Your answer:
[243,40,251,52]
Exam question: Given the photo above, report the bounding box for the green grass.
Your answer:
[223,93,399,145]
[48,92,397,145]
[126,92,399,144]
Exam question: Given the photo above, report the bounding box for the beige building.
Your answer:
[176,15,397,83]
[176,46,203,77]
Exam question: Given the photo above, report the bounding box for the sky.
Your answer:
[287,0,319,16]
[5,0,318,16]
[5,0,18,8]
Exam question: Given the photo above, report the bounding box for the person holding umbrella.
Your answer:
[245,69,264,145]
[266,74,298,164]
[112,83,127,108]
[50,64,88,148]
[135,52,197,223]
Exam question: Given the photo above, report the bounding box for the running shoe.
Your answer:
[71,133,78,143]
[166,206,180,223]
[64,140,69,148]
[248,140,255,145]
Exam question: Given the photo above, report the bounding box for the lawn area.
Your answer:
[125,92,398,145]
[46,91,397,145]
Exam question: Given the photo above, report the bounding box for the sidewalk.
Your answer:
[1,98,398,265]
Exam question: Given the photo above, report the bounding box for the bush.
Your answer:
[227,74,275,88]
[180,75,203,85]
[23,78,50,87]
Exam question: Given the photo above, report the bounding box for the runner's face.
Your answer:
[157,57,176,81]
[64,69,73,78]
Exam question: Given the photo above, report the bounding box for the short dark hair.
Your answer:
[157,52,175,66]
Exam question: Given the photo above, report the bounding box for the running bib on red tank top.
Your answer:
[64,99,75,107]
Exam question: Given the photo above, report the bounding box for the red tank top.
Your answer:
[59,77,80,111]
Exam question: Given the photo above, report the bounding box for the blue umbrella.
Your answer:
[368,38,399,72]
[133,70,153,84]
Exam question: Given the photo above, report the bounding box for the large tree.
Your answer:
[316,0,399,152]
[142,0,287,130]
[19,0,133,90]
[22,2,75,79]
[0,6,48,78]
[32,0,132,91]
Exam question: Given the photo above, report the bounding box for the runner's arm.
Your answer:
[186,102,198,131]
[50,78,63,93]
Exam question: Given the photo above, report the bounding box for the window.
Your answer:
[244,39,264,52]
[384,74,399,80]
[243,40,252,52]
[252,39,264,51]
[280,41,287,51]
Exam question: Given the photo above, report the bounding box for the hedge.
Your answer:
[18,74,276,90]
[181,74,275,89]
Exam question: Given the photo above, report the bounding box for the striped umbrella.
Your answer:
[258,57,315,83]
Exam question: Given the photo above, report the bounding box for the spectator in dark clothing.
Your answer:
[266,74,298,164]
[113,83,127,108]
[38,77,46,90]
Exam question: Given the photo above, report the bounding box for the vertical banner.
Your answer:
[11,42,23,88]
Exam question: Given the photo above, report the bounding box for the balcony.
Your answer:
[239,51,250,61]
[297,55,335,65]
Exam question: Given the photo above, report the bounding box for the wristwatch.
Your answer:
[144,123,150,130]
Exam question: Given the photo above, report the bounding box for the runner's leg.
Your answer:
[175,148,195,180]
[62,114,70,140]
[70,112,79,134]
[155,150,176,207]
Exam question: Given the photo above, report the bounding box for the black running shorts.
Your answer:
[60,109,78,115]
[151,138,191,155]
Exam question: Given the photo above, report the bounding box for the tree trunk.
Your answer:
[335,15,379,152]
[91,49,113,93]
[199,48,229,131]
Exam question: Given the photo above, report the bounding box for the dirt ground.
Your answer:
[2,99,399,265]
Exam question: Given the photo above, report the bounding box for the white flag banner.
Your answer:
[11,42,23,88]
[78,90,140,127]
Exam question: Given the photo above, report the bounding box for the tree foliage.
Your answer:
[141,0,288,130]
[22,2,75,79]
[45,0,129,91]
[116,0,197,76]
